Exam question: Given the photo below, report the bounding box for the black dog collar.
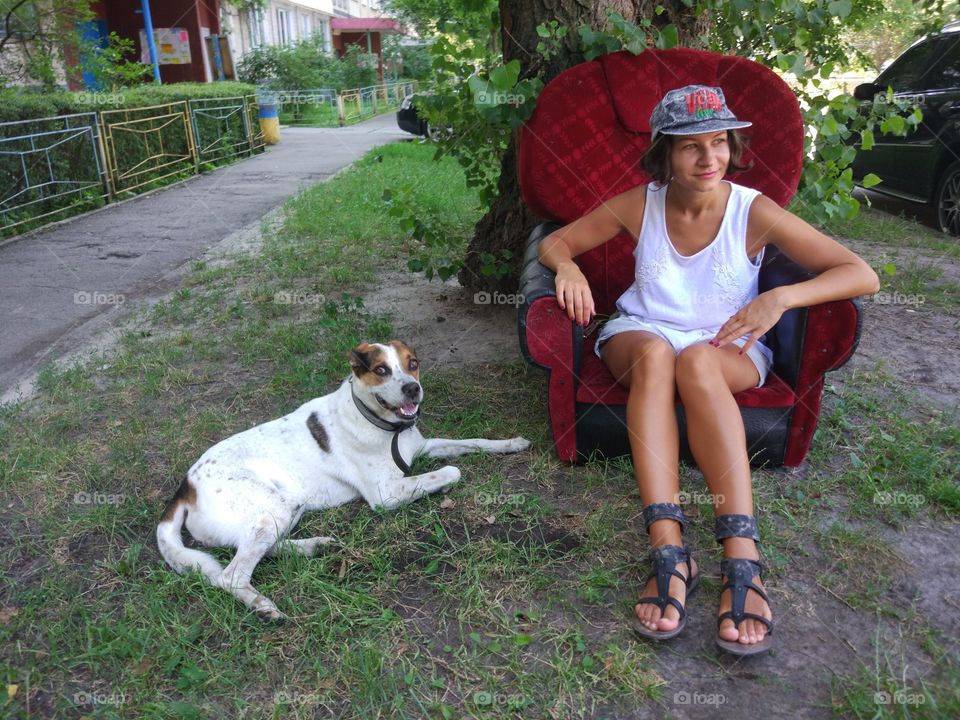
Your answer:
[349,379,418,476]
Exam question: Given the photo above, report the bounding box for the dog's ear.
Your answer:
[348,343,372,376]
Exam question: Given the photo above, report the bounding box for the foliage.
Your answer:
[381,0,499,47]
[843,0,959,72]
[385,1,930,282]
[237,38,377,91]
[382,34,432,81]
[0,0,150,90]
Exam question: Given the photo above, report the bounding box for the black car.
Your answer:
[852,21,960,235]
[397,94,430,137]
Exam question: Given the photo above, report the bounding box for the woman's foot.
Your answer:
[634,550,699,633]
[717,538,772,647]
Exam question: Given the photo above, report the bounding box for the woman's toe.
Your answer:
[718,619,739,642]
[657,615,679,631]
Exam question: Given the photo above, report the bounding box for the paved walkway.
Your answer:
[0,114,410,401]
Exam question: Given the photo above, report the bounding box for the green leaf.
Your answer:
[490,59,520,90]
[655,24,679,49]
[827,0,852,19]
[860,129,874,151]
[850,451,864,469]
[536,24,551,38]
[882,262,896,276]
[862,173,881,189]
[513,633,533,646]
[880,114,905,135]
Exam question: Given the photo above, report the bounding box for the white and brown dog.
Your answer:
[157,340,529,619]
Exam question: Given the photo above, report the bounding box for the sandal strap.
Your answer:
[718,558,772,632]
[639,544,691,618]
[714,514,760,543]
[643,502,685,533]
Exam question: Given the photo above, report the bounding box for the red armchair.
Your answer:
[516,48,863,467]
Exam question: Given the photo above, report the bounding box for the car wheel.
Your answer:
[937,160,960,236]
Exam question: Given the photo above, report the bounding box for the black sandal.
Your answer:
[714,514,773,656]
[631,503,699,641]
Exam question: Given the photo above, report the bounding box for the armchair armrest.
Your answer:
[518,222,586,372]
[759,247,862,388]
[517,222,584,462]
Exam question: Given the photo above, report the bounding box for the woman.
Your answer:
[538,85,879,656]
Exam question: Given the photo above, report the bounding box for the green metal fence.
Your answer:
[0,96,267,238]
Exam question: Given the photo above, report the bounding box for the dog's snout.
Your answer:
[402,381,421,400]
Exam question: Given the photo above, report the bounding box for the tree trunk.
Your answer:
[459,0,706,292]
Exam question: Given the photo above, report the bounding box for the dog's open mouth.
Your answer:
[376,396,420,419]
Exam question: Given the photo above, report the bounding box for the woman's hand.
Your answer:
[555,261,596,327]
[710,288,787,354]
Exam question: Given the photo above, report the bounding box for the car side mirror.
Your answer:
[853,83,881,101]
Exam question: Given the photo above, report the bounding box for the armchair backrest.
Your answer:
[518,48,804,314]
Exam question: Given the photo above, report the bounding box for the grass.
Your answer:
[1,143,958,718]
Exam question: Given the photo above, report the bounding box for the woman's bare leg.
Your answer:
[601,331,697,632]
[674,342,772,646]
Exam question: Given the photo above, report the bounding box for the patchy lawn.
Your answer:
[1,142,957,719]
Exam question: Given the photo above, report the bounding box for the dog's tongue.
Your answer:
[400,402,419,416]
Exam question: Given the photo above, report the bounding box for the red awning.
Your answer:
[330,18,402,33]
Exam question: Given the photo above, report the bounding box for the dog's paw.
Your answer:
[440,466,462,486]
[255,604,288,623]
[507,437,532,452]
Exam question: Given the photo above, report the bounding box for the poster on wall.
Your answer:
[139,28,192,65]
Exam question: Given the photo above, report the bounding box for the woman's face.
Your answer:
[667,130,730,190]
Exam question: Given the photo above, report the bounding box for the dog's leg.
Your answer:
[359,466,462,510]
[418,437,530,459]
[219,526,288,621]
[265,536,336,557]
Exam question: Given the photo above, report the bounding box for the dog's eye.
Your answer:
[374,365,390,376]
[408,359,419,371]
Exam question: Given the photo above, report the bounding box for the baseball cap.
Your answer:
[650,85,752,141]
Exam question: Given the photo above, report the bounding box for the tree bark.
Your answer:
[459,0,706,292]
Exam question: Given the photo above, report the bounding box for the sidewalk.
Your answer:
[0,114,411,401]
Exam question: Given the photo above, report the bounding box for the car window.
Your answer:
[921,35,960,90]
[877,38,941,92]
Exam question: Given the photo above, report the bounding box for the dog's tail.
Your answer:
[156,477,223,583]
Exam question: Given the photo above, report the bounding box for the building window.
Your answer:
[276,8,293,45]
[248,8,266,47]
[301,14,312,38]
[333,0,349,14]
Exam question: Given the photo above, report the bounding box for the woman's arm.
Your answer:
[713,195,880,350]
[538,186,645,326]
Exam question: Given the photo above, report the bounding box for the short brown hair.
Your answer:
[640,129,753,185]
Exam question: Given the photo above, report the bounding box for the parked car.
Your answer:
[851,21,960,235]
[397,93,430,137]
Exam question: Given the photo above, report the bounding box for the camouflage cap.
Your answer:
[650,85,752,141]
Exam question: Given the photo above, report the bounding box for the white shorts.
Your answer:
[595,313,774,388]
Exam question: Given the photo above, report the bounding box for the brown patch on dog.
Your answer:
[160,476,196,522]
[348,342,388,386]
[306,412,331,453]
[389,340,420,379]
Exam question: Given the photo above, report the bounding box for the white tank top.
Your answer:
[615,181,764,333]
